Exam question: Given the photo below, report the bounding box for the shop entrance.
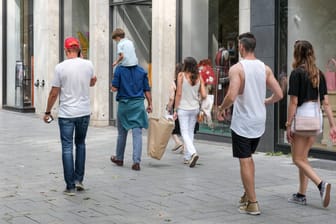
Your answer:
[178,0,239,137]
[109,0,152,124]
[2,0,35,112]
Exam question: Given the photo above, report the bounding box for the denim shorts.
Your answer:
[231,130,260,158]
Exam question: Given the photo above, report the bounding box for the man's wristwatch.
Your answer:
[45,111,51,115]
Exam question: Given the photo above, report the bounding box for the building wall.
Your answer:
[181,0,208,62]
[33,0,60,117]
[250,0,276,152]
[239,0,250,34]
[31,0,109,126]
[151,0,176,118]
[0,1,2,108]
[89,0,109,126]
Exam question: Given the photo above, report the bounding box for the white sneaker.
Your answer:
[63,188,76,196]
[189,153,199,168]
[320,181,331,208]
[75,182,85,191]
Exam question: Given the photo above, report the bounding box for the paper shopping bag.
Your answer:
[147,117,175,160]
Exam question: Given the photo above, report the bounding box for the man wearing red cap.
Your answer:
[44,37,97,196]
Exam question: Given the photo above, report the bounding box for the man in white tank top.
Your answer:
[217,32,283,215]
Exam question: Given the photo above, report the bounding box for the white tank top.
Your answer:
[230,59,266,138]
[179,73,200,110]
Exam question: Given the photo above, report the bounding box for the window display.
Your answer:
[278,0,336,150]
[5,0,33,109]
[62,0,89,59]
[181,0,239,136]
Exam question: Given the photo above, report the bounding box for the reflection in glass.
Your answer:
[279,0,336,150]
[6,0,33,109]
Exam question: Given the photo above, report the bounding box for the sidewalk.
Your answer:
[1,110,336,224]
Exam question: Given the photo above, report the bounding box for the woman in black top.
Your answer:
[286,40,336,208]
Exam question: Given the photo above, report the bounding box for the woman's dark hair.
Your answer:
[175,63,183,80]
[238,32,256,53]
[182,57,199,85]
[292,40,319,88]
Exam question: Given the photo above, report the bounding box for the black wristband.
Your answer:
[45,111,51,115]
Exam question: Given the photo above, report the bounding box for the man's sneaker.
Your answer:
[189,153,199,168]
[320,181,331,208]
[239,192,248,206]
[239,201,261,215]
[63,188,76,196]
[75,182,85,191]
[288,193,307,205]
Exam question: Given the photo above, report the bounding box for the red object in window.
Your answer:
[198,59,216,85]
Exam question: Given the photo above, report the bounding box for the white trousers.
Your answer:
[177,108,199,160]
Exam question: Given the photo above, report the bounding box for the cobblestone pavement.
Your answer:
[1,110,336,224]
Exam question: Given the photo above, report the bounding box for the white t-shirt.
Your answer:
[117,38,138,66]
[230,59,266,138]
[52,58,94,118]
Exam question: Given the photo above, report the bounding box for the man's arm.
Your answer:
[217,64,242,121]
[43,87,60,123]
[145,91,152,113]
[265,65,283,104]
[220,64,241,109]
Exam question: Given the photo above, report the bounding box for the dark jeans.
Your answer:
[58,115,90,190]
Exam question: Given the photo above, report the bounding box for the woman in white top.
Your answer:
[167,63,184,152]
[174,57,207,167]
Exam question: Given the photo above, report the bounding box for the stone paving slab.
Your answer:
[1,110,336,224]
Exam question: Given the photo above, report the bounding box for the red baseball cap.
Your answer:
[64,37,80,49]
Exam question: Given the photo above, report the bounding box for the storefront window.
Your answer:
[5,0,33,110]
[62,0,89,59]
[180,0,239,137]
[109,0,152,123]
[110,0,152,69]
[278,0,336,150]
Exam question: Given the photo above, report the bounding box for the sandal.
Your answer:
[172,144,183,151]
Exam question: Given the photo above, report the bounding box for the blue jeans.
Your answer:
[115,117,142,164]
[58,115,90,190]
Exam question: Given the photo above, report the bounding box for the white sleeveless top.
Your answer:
[230,59,266,138]
[179,73,200,110]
